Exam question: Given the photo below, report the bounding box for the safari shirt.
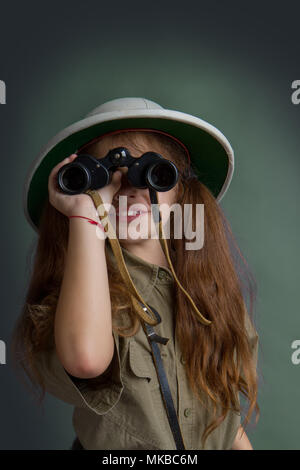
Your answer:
[35,242,259,450]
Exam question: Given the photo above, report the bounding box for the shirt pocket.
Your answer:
[122,339,160,393]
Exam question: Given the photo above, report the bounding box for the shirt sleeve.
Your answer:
[35,329,124,415]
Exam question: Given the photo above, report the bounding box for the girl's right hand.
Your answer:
[48,154,123,218]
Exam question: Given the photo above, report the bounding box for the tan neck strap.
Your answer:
[84,188,212,326]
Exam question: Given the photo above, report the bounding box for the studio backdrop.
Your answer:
[0,0,299,450]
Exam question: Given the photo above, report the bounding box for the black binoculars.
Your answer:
[57,147,179,195]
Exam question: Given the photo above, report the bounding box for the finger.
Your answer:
[111,170,123,191]
[48,154,77,188]
[113,169,123,179]
[50,154,77,176]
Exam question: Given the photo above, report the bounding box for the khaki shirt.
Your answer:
[36,242,259,450]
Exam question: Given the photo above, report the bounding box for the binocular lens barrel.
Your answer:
[147,161,178,191]
[59,165,89,193]
[57,147,179,194]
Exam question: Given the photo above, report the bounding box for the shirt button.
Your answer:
[184,408,192,418]
[158,270,166,280]
[180,355,186,365]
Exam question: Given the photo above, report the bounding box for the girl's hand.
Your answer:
[48,154,123,218]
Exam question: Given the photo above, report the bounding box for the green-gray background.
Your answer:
[0,0,299,450]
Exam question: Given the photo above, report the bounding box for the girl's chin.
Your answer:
[118,237,149,244]
[114,228,151,239]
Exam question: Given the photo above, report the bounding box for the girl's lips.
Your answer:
[116,211,149,222]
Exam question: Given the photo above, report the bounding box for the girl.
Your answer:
[12,97,259,450]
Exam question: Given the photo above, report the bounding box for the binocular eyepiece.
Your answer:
[57,147,179,195]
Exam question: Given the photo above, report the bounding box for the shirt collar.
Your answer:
[105,241,174,301]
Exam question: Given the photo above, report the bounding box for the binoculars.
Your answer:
[57,147,179,195]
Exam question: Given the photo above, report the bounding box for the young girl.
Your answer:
[12,97,259,450]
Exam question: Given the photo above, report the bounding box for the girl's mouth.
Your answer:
[116,210,149,222]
